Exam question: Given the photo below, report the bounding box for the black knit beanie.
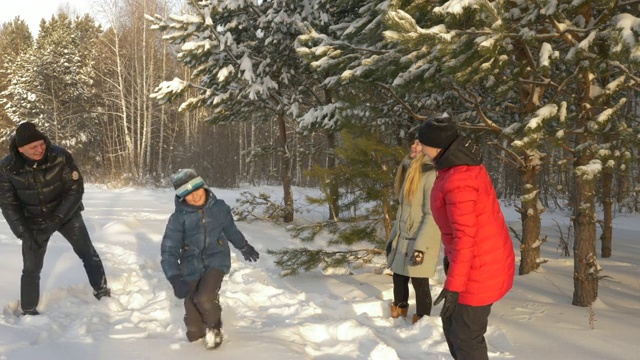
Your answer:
[15,122,46,147]
[418,116,458,149]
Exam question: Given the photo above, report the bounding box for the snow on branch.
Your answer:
[384,11,455,42]
[595,98,627,125]
[298,103,344,132]
[526,104,558,131]
[434,0,482,15]
[239,53,255,83]
[614,13,640,60]
[150,78,188,103]
[575,160,602,181]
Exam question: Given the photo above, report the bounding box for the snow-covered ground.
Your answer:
[0,185,638,359]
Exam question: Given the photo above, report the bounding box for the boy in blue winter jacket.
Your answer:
[161,169,260,349]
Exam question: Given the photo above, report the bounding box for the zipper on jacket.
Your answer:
[200,209,206,264]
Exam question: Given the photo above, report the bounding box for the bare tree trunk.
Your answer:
[321,89,340,220]
[326,131,340,220]
[135,16,143,180]
[294,130,302,185]
[277,112,294,222]
[518,165,544,275]
[572,97,599,306]
[114,31,136,176]
[155,0,169,177]
[143,0,152,179]
[249,122,256,184]
[600,131,614,258]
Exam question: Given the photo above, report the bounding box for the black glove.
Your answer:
[385,240,393,257]
[410,250,424,266]
[168,275,190,299]
[434,289,459,318]
[240,244,259,262]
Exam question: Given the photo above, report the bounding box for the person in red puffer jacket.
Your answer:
[418,116,515,360]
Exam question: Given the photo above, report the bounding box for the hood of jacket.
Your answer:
[434,135,482,170]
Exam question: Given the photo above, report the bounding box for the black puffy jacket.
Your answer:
[0,136,84,239]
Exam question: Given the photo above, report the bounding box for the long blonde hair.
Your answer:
[403,153,425,203]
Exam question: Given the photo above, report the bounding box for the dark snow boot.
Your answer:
[204,328,223,350]
[22,309,40,316]
[93,286,111,300]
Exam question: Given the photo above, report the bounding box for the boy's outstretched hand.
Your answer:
[240,244,260,262]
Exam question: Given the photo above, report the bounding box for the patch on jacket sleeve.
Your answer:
[71,171,80,180]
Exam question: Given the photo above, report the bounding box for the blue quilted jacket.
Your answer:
[160,189,248,281]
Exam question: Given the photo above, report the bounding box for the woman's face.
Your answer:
[421,144,440,160]
[410,140,423,158]
[185,188,207,206]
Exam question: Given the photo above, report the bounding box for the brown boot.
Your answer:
[390,302,408,318]
[412,314,423,324]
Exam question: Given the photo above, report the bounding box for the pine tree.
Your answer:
[0,17,33,131]
[296,0,431,223]
[383,0,640,305]
[1,14,100,151]
[270,125,404,276]
[148,0,333,222]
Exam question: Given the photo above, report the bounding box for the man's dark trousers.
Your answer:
[21,212,107,311]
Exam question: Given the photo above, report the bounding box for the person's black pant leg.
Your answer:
[58,213,108,291]
[20,241,47,311]
[411,277,432,316]
[444,303,492,360]
[392,272,410,305]
[192,268,224,330]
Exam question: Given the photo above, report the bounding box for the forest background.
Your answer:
[0,0,639,309]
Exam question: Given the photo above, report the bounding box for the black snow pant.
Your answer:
[442,302,493,360]
[392,273,432,316]
[184,268,224,342]
[21,212,108,312]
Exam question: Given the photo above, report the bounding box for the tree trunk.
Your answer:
[322,89,340,220]
[326,130,340,220]
[250,122,256,184]
[277,112,294,222]
[572,150,599,306]
[600,163,613,258]
[114,30,136,176]
[518,165,543,275]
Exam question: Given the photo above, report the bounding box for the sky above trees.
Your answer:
[0,0,90,34]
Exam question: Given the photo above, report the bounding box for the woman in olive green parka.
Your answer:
[386,140,441,323]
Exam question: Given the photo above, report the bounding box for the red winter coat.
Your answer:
[431,164,515,306]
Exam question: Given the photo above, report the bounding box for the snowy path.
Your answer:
[0,205,458,359]
[3,186,638,359]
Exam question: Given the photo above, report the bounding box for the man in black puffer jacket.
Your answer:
[0,122,110,316]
